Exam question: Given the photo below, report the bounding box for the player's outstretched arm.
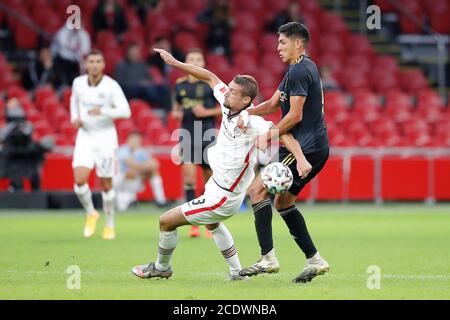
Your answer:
[154,48,221,89]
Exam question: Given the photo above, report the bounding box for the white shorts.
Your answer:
[181,178,245,226]
[72,143,117,178]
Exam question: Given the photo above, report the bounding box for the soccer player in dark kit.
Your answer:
[173,49,222,238]
[238,22,330,283]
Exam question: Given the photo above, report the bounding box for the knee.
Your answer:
[159,214,172,231]
[74,176,88,186]
[248,184,267,203]
[100,181,113,192]
[274,196,295,212]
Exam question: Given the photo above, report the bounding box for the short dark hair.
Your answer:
[86,49,104,58]
[278,22,310,46]
[233,75,259,103]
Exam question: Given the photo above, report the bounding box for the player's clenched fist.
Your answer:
[296,156,312,179]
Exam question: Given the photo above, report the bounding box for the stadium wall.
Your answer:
[1,148,449,203]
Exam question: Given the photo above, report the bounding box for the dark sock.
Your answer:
[278,205,317,259]
[252,199,273,256]
[184,184,196,202]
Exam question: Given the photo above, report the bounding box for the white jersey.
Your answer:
[70,74,131,149]
[207,82,273,194]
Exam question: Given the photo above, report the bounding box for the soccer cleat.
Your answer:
[102,226,115,240]
[292,253,330,283]
[83,211,100,238]
[239,249,280,277]
[131,262,173,279]
[204,228,213,238]
[189,225,200,237]
[227,272,249,281]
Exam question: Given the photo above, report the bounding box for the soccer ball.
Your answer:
[261,162,293,194]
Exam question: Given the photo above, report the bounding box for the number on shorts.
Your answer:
[191,198,206,206]
[101,157,113,171]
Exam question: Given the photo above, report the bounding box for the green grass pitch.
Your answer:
[0,203,449,300]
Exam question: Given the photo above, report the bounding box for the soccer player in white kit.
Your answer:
[131,49,306,281]
[71,50,131,240]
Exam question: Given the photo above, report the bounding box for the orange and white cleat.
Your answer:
[189,225,200,237]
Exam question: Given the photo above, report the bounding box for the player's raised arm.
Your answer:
[248,90,281,116]
[154,48,221,89]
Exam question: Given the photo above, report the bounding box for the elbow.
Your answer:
[290,113,302,126]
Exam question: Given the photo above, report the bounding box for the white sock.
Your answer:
[116,190,136,211]
[102,189,116,228]
[150,175,166,205]
[74,184,95,215]
[156,230,177,271]
[210,223,241,274]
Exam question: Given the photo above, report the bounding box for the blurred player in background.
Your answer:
[239,22,330,283]
[132,48,305,281]
[114,131,167,211]
[71,50,131,240]
[173,48,221,238]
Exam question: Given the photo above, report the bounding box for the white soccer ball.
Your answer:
[261,162,293,194]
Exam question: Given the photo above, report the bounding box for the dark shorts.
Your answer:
[274,147,329,196]
[179,143,212,169]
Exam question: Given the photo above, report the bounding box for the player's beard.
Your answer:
[223,101,231,109]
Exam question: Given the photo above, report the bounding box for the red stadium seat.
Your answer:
[34,86,56,110]
[146,12,171,40]
[7,85,29,100]
[374,55,400,74]
[207,54,231,73]
[318,34,345,55]
[337,70,369,92]
[370,70,399,94]
[261,54,287,78]
[259,33,279,55]
[426,0,450,34]
[61,88,72,109]
[319,53,344,74]
[231,33,259,54]
[15,23,38,50]
[234,13,263,34]
[373,0,397,12]
[129,99,151,119]
[398,0,426,34]
[174,32,202,54]
[319,13,349,36]
[399,69,429,93]
[25,108,42,123]
[172,11,200,32]
[345,34,374,56]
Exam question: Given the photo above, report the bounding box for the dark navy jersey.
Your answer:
[175,77,217,139]
[277,54,329,153]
